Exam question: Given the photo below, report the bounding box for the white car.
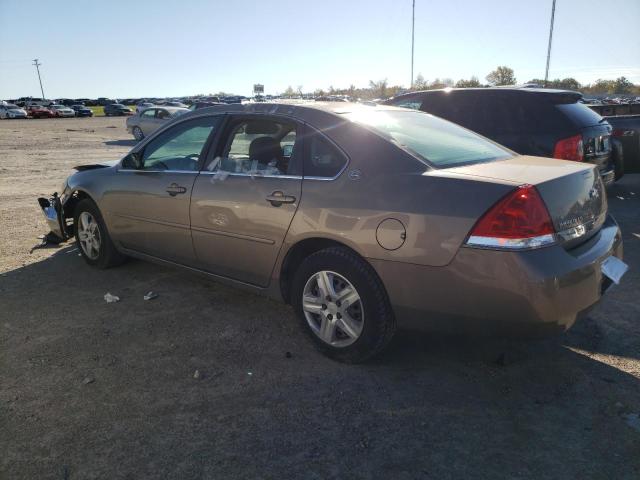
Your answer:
[0,104,28,119]
[49,104,76,118]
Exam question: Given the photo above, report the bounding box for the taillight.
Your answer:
[466,185,556,250]
[553,134,584,161]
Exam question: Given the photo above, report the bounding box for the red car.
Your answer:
[28,105,55,118]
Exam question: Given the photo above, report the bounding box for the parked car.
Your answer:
[163,101,188,108]
[0,103,28,119]
[125,106,188,140]
[586,103,640,175]
[37,103,626,363]
[71,105,93,117]
[189,101,223,111]
[49,104,76,118]
[104,103,133,116]
[384,88,617,187]
[136,102,154,113]
[27,104,55,118]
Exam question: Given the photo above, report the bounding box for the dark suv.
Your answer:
[384,88,616,186]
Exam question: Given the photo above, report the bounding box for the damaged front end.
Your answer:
[37,191,74,244]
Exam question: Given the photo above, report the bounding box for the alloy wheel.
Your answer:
[302,270,364,347]
[77,211,101,260]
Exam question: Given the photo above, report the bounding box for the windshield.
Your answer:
[7,104,19,109]
[171,109,188,117]
[345,109,513,168]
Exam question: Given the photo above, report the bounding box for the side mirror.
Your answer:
[122,152,143,169]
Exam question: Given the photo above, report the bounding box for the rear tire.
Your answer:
[133,126,144,141]
[74,198,125,269]
[291,247,396,363]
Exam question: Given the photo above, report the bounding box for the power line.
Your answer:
[544,0,556,86]
[32,59,46,100]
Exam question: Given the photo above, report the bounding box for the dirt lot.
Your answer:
[1,117,639,479]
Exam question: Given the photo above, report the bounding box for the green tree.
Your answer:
[283,85,295,97]
[486,66,516,86]
[455,76,481,88]
[613,76,633,94]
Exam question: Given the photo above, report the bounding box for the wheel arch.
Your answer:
[279,237,370,304]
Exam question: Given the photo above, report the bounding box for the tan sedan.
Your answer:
[38,103,626,362]
[126,106,188,141]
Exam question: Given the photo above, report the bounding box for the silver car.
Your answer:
[126,106,188,141]
[0,103,28,119]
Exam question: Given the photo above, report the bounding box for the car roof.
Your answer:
[174,101,417,132]
[389,87,582,101]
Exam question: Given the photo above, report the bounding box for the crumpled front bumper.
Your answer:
[37,194,70,242]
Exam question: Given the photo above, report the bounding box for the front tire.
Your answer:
[74,198,125,269]
[291,247,396,363]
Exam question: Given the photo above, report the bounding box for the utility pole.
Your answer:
[544,0,556,87]
[32,59,45,100]
[411,0,415,88]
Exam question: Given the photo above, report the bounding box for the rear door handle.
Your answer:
[166,183,187,196]
[266,191,296,206]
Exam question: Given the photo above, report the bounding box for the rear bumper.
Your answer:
[370,215,624,336]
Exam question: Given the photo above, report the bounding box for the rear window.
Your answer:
[345,109,512,168]
[556,103,604,128]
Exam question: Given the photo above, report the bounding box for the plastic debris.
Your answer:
[143,291,158,301]
[82,377,95,385]
[104,292,120,303]
[193,369,201,379]
[247,371,253,376]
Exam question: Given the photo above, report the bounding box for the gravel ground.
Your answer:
[1,117,639,479]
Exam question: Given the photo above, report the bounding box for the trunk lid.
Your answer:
[439,155,608,248]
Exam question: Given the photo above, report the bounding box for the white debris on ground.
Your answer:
[104,293,120,303]
[193,370,201,379]
[143,291,158,301]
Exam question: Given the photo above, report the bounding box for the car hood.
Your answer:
[74,159,119,171]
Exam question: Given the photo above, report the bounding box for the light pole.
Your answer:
[544,0,556,87]
[411,0,415,88]
[32,59,45,100]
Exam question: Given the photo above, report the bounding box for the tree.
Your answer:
[613,76,633,94]
[314,88,325,97]
[455,76,481,88]
[413,73,428,90]
[486,66,516,86]
[348,84,356,97]
[557,77,581,90]
[369,78,388,98]
[283,85,295,97]
[297,85,303,96]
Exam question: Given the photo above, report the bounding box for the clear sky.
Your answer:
[1,0,638,98]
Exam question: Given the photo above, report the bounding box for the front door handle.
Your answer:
[266,190,296,207]
[166,183,187,196]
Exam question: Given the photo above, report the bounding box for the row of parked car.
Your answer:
[0,102,94,119]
